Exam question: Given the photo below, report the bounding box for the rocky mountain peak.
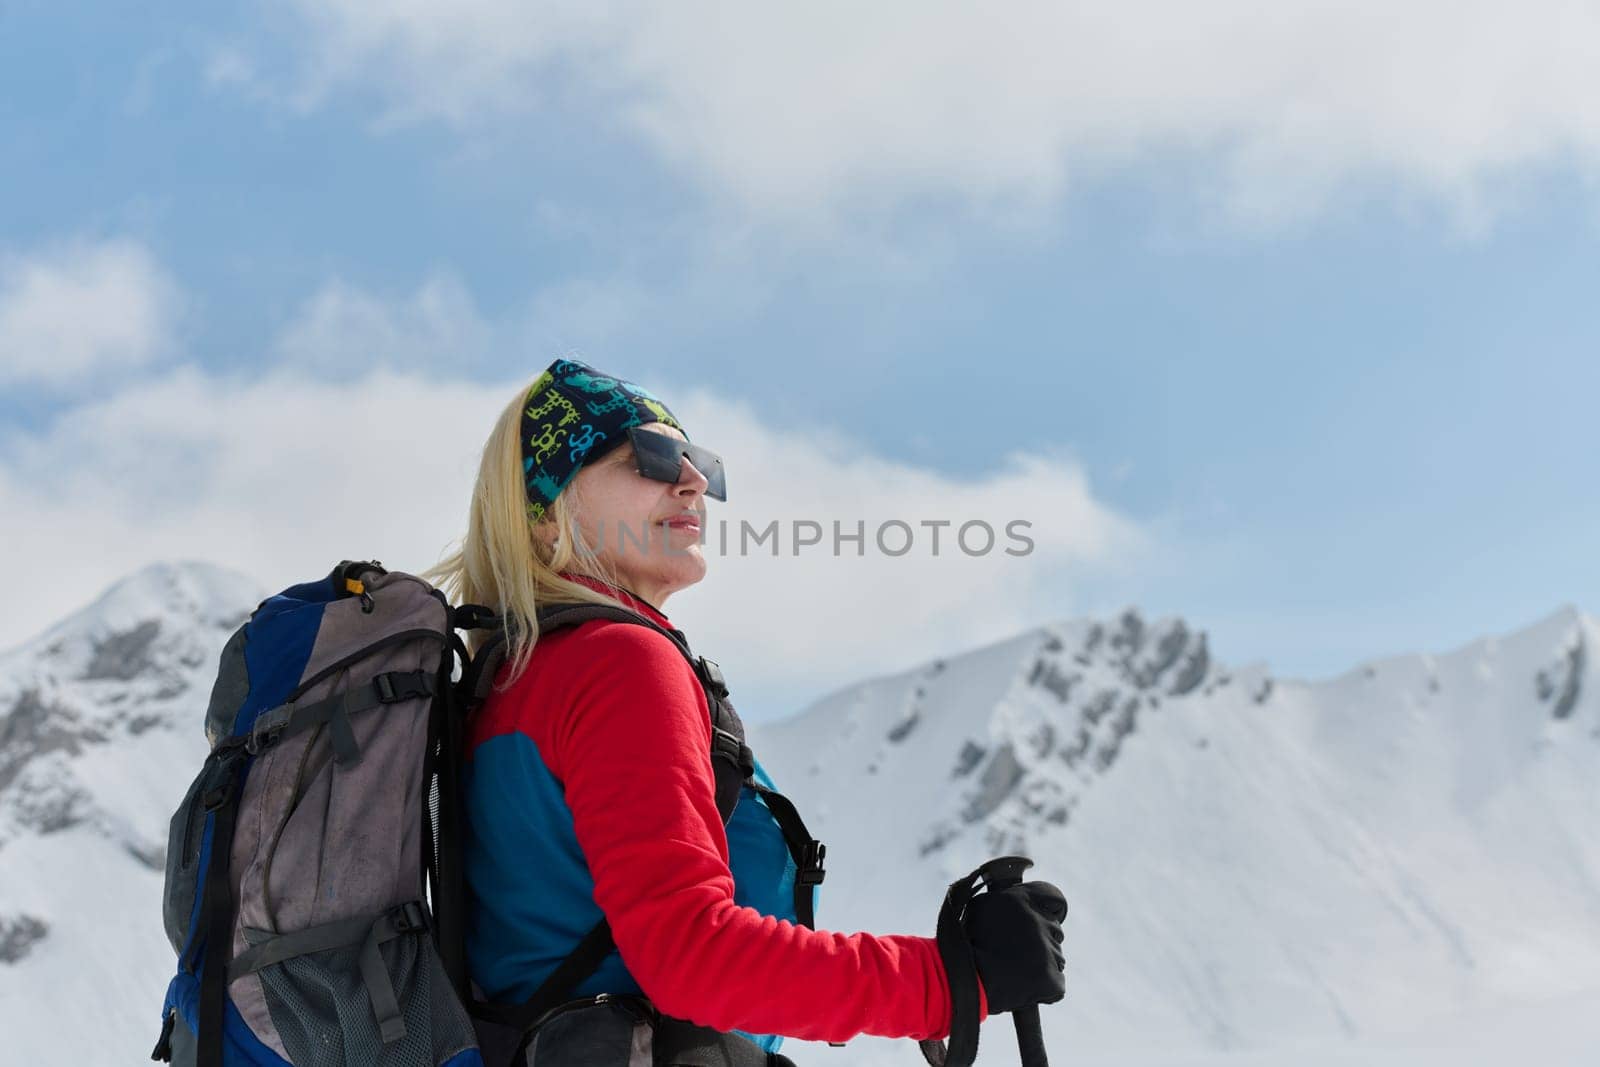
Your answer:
[0,559,260,865]
[921,609,1222,858]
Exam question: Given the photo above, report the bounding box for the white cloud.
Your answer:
[0,239,179,388]
[272,273,494,376]
[202,44,259,91]
[275,1,1600,226]
[0,365,1150,716]
[0,366,506,650]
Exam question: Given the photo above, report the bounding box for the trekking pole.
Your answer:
[927,857,1054,1067]
[976,857,1049,1067]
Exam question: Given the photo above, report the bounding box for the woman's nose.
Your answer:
[674,455,710,495]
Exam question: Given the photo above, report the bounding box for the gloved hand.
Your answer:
[962,880,1067,1014]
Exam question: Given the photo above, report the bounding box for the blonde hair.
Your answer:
[421,377,635,687]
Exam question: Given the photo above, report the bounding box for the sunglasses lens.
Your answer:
[629,428,726,500]
[691,445,727,500]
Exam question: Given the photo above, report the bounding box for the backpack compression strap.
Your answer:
[193,742,250,1067]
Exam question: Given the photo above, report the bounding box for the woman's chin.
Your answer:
[662,549,708,589]
[672,547,709,580]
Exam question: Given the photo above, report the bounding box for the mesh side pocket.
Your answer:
[257,929,477,1067]
[161,768,209,956]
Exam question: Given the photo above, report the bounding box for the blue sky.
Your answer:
[4,2,1598,715]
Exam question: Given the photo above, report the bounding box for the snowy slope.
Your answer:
[2,565,1597,1065]
[749,607,1600,1064]
[0,561,261,1064]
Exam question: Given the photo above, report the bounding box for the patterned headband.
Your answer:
[519,358,687,521]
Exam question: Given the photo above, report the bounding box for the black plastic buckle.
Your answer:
[376,671,431,704]
[696,656,730,699]
[798,841,827,886]
[200,747,248,810]
[389,900,429,934]
[451,604,499,631]
[710,725,742,756]
[711,727,755,779]
[245,705,292,756]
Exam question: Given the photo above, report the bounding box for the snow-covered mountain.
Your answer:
[2,562,1597,1065]
[0,561,261,1064]
[750,607,1600,1064]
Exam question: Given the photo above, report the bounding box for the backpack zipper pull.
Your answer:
[150,1008,176,1062]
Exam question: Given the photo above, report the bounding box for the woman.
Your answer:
[425,358,1066,1064]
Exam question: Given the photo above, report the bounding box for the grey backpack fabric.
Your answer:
[155,562,480,1067]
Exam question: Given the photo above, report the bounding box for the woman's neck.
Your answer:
[559,571,669,620]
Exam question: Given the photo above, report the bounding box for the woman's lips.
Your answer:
[662,516,702,532]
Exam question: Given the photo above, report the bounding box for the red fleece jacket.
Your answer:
[470,575,984,1043]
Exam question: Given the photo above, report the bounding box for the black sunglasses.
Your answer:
[626,426,727,501]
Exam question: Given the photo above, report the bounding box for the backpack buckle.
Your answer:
[245,705,293,755]
[696,656,729,699]
[451,604,499,631]
[797,841,827,887]
[388,900,429,934]
[199,744,249,810]
[375,670,434,704]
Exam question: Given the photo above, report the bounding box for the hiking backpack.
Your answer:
[153,560,825,1067]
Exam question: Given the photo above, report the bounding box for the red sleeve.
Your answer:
[532,621,984,1043]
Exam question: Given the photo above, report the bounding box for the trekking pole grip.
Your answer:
[978,858,1050,1067]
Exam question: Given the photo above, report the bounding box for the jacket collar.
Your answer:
[557,571,672,627]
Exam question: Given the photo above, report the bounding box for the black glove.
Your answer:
[962,880,1067,1015]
